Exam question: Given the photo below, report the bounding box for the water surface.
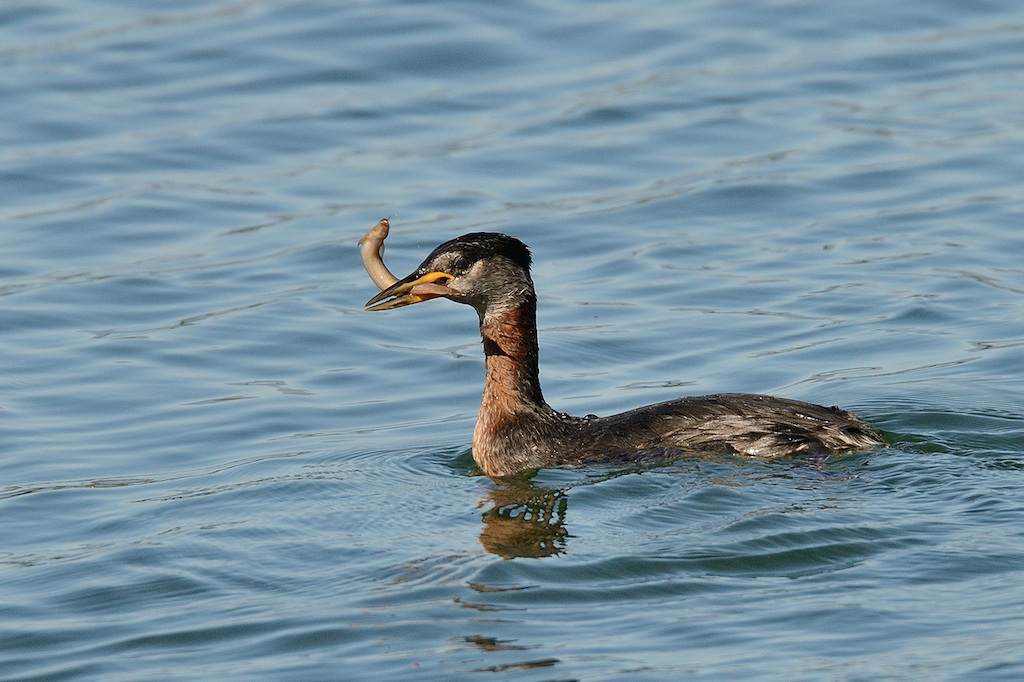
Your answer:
[2,1,1024,679]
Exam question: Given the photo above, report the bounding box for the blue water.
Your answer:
[2,1,1024,679]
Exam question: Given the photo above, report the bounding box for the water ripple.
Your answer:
[3,0,1024,679]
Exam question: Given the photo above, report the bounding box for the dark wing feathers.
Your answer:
[594,393,883,458]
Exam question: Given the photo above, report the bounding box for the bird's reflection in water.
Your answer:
[478,478,569,559]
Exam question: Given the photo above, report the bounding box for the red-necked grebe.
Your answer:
[361,222,885,477]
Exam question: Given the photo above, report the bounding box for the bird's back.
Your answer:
[580,393,884,460]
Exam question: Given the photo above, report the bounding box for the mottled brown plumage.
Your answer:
[366,232,884,477]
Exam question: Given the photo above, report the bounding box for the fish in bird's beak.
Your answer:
[365,270,456,311]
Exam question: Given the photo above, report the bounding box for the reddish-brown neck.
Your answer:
[479,297,544,409]
[472,297,549,476]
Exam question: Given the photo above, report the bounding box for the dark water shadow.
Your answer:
[478,477,571,560]
[448,448,573,559]
[458,443,906,561]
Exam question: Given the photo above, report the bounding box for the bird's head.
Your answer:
[365,232,534,317]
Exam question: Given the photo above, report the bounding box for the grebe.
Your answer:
[361,223,884,477]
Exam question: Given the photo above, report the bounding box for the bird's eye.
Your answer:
[453,256,471,273]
